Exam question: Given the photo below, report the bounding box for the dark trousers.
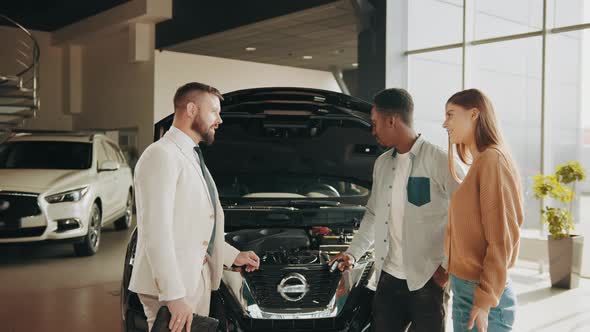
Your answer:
[372,272,449,332]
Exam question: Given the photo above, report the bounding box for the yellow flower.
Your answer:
[532,174,571,202]
[556,161,586,184]
[533,161,586,239]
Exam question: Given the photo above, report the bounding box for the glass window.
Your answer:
[399,0,590,232]
[100,141,119,163]
[546,31,590,221]
[408,48,463,148]
[548,0,590,28]
[101,143,112,161]
[469,37,543,229]
[0,141,92,170]
[96,141,109,165]
[408,0,463,50]
[107,142,126,164]
[473,0,543,40]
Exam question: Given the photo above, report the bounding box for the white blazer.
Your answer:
[129,127,240,301]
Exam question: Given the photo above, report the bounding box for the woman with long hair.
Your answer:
[443,89,523,332]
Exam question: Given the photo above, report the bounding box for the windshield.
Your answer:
[0,141,93,170]
[216,174,369,199]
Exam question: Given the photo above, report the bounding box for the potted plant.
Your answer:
[533,161,587,289]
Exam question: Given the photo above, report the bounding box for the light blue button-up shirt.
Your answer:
[347,135,465,291]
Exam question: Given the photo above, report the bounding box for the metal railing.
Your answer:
[0,14,41,139]
[0,14,40,135]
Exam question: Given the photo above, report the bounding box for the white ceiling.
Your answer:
[166,0,358,71]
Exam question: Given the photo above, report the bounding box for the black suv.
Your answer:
[121,88,381,332]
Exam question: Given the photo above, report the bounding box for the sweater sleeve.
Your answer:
[474,151,523,312]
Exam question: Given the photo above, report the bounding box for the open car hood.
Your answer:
[154,87,380,187]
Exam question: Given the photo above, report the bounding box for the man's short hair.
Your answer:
[373,88,414,127]
[173,82,223,110]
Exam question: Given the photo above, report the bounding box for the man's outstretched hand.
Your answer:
[328,252,355,272]
[233,251,260,272]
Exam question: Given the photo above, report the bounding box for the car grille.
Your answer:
[0,192,44,238]
[244,317,339,331]
[245,265,340,309]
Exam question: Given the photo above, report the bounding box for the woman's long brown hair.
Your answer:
[446,89,515,183]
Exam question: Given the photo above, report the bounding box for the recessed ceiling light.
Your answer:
[302,55,313,60]
[245,47,256,51]
[333,49,344,55]
[352,63,358,67]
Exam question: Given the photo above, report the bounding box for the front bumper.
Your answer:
[122,286,373,332]
[0,192,92,243]
[214,283,374,332]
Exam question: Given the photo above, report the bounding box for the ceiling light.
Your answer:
[245,47,256,51]
[302,55,313,60]
[352,63,358,67]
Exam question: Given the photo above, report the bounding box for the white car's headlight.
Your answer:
[45,187,89,204]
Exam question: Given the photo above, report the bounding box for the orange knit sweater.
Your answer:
[445,146,524,312]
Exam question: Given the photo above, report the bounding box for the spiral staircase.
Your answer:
[0,15,40,141]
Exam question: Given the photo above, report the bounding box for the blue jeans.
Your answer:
[450,274,517,332]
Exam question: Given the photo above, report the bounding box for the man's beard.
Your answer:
[192,120,215,145]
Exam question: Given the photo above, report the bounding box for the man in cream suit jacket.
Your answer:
[129,82,260,332]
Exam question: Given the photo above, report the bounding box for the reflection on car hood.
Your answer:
[0,169,88,194]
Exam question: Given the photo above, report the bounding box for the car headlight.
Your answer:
[45,187,89,204]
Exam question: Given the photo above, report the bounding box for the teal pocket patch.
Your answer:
[407,177,431,207]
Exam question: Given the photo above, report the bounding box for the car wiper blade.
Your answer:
[223,205,297,211]
[248,200,340,207]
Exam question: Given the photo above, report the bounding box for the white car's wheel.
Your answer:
[114,191,133,230]
[74,203,101,256]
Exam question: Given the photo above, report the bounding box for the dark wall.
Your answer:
[342,69,359,98]
[156,0,339,48]
[355,0,386,102]
[1,1,129,31]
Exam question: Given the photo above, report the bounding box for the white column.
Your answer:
[385,0,408,89]
[129,23,153,63]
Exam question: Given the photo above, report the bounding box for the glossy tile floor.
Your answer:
[507,265,590,332]
[0,220,132,332]
[1,206,590,332]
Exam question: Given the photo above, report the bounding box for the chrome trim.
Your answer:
[0,191,39,197]
[277,273,309,302]
[222,259,373,319]
[0,192,43,220]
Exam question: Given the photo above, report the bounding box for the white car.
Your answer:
[0,133,133,256]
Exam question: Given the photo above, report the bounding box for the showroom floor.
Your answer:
[0,222,130,332]
[1,212,589,332]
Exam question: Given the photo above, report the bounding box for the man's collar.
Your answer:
[391,134,424,160]
[167,125,199,152]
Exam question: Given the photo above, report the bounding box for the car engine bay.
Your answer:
[225,227,356,267]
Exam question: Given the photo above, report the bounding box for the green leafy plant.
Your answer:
[533,161,586,240]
